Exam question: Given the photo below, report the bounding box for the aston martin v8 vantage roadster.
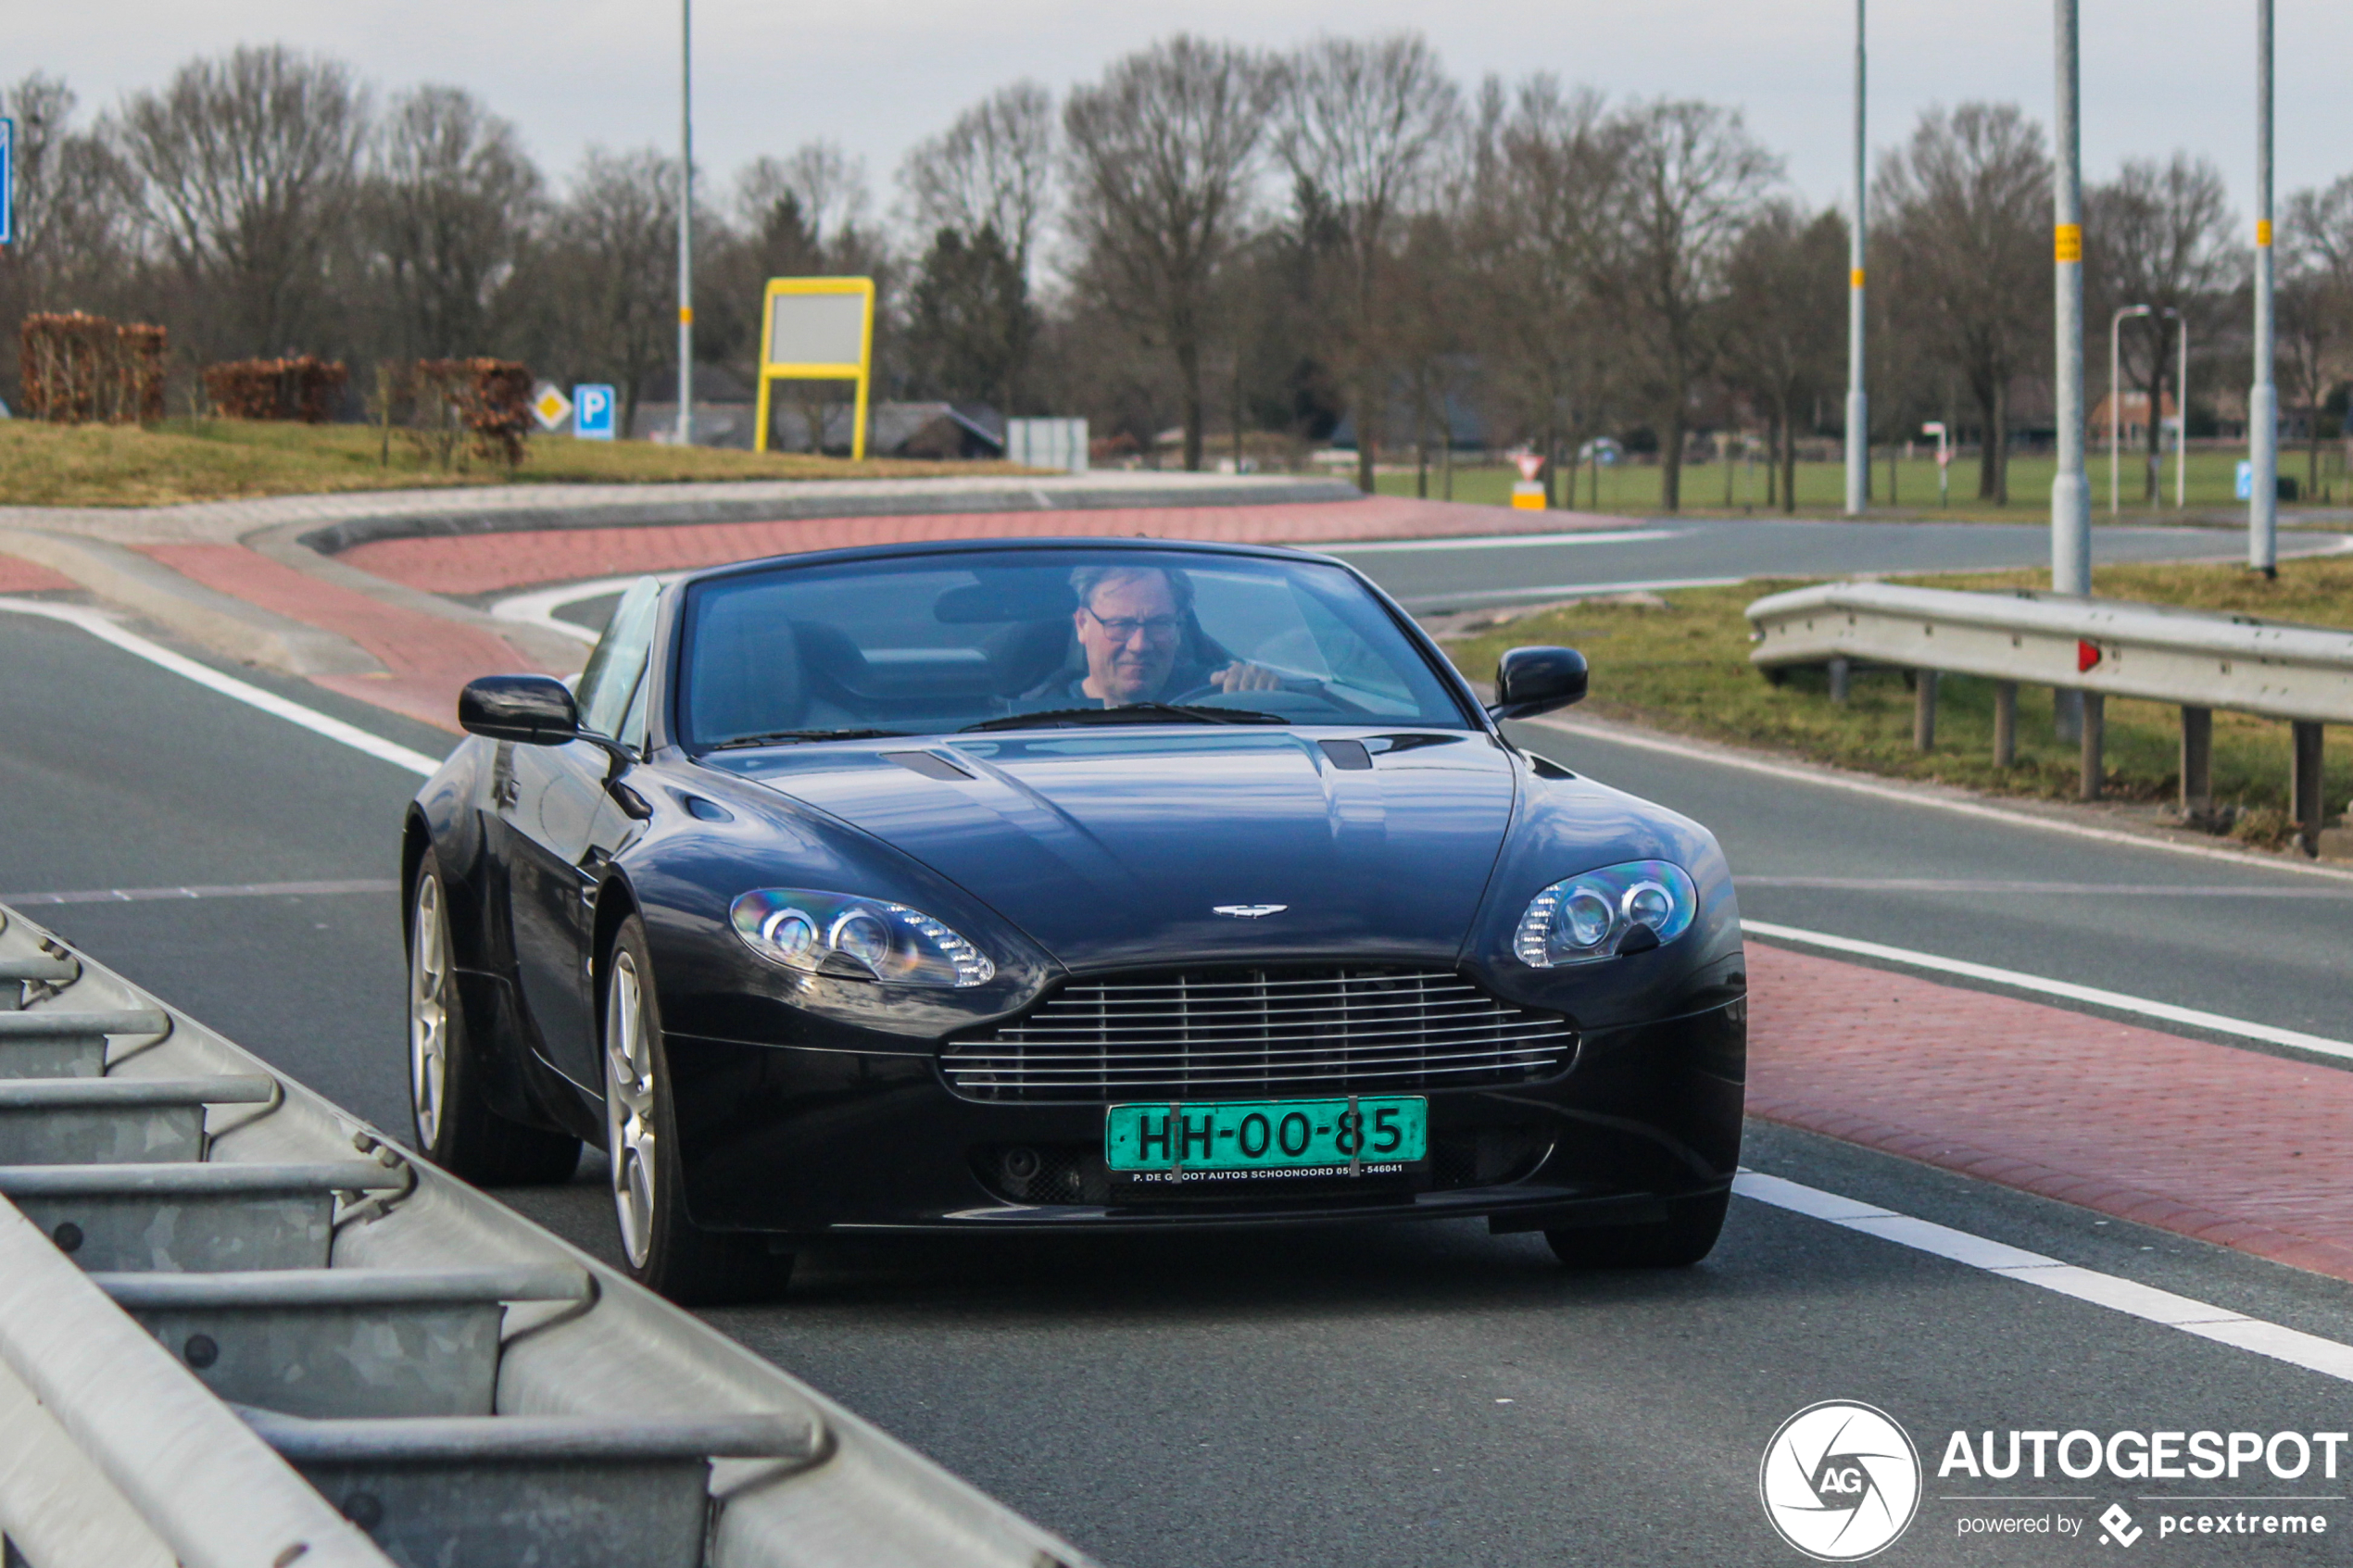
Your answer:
[401,539,1744,1301]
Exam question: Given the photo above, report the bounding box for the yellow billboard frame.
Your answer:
[754,276,875,458]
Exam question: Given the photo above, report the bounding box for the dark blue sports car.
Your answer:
[401,538,1744,1301]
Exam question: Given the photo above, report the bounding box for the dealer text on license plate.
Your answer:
[1104,1096,1428,1181]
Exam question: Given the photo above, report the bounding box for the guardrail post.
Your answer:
[2180,706,2213,822]
[2292,721,2325,855]
[2080,693,2106,800]
[1993,683,2019,767]
[1828,657,1851,705]
[1912,670,1937,751]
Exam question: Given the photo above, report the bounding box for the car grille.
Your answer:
[941,965,1575,1104]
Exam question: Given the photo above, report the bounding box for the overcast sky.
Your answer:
[19,0,2346,238]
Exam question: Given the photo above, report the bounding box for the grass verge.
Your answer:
[0,419,1036,507]
[1437,555,2353,844]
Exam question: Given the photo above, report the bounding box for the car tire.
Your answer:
[1545,1190,1730,1269]
[602,914,795,1305]
[407,848,584,1186]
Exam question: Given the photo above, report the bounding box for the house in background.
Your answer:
[765,400,1005,458]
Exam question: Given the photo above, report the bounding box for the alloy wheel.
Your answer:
[604,950,659,1269]
[408,872,449,1148]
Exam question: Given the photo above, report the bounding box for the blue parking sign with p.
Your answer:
[573,384,617,441]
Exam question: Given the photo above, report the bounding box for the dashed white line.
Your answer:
[1743,918,2353,1062]
[1737,1171,2353,1384]
[0,599,443,778]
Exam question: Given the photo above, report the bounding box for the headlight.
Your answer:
[731,889,995,987]
[1513,860,1698,967]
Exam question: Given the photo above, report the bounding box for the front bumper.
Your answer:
[661,996,1745,1236]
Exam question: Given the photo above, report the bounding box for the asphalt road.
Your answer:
[7,544,2353,1564]
[522,517,2349,637]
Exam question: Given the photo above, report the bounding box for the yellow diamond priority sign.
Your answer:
[532,384,573,432]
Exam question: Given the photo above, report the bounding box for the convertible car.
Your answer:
[401,538,1744,1301]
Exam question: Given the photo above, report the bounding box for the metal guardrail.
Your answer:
[0,902,1095,1568]
[1747,582,2353,852]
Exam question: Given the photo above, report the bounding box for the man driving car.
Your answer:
[1040,564,1280,708]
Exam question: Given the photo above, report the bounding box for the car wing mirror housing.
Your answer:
[459,674,582,745]
[1488,646,1589,721]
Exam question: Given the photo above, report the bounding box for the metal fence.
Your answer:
[1746,582,2353,851]
[0,904,1095,1568]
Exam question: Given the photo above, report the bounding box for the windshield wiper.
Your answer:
[963,703,1287,732]
[706,728,909,750]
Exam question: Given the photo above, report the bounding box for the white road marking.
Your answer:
[0,599,443,778]
[1736,1170,2353,1383]
[1740,876,2353,897]
[2,879,400,906]
[1322,529,1676,554]
[1535,713,2353,884]
[1743,917,2353,1062]
[489,571,686,646]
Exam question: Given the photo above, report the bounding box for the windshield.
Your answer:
[676,548,1471,748]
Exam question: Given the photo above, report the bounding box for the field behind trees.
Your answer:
[6,38,2352,508]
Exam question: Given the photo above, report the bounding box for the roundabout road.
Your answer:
[7,518,2353,1565]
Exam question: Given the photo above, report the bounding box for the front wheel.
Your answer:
[603,915,793,1304]
[408,849,582,1185]
[1546,1190,1730,1269]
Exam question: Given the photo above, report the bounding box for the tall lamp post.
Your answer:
[1844,0,1869,517]
[2165,307,2189,508]
[2051,0,2089,743]
[2248,0,2277,574]
[674,0,695,448]
[2108,303,2151,515]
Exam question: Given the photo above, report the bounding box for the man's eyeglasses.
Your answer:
[1082,607,1184,643]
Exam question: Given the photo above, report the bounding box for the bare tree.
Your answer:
[2086,154,2237,501]
[900,82,1056,280]
[368,85,541,358]
[1604,98,1780,511]
[1464,75,1620,506]
[539,148,677,437]
[736,143,872,254]
[1721,203,1846,512]
[2281,179,2353,496]
[1874,104,2050,503]
[115,45,371,361]
[0,76,138,359]
[1063,35,1278,471]
[1275,32,1460,492]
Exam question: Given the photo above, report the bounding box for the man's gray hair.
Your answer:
[1070,562,1194,613]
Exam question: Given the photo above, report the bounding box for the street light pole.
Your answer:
[675,0,695,448]
[2052,0,2089,597]
[2248,0,2277,574]
[2171,309,2189,508]
[2109,303,2151,516]
[1844,0,1869,517]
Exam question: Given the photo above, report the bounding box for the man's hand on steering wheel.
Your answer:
[1208,660,1281,693]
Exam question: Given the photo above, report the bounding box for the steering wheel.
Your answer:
[1166,672,1375,717]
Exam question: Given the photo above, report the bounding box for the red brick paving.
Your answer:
[1750,942,2353,1282]
[0,554,77,593]
[140,544,541,733]
[341,497,1623,594]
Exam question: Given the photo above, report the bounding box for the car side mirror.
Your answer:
[459,674,581,745]
[1488,646,1589,721]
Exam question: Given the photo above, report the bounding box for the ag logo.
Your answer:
[1759,1400,1921,1561]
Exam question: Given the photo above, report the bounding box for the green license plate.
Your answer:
[1104,1096,1428,1179]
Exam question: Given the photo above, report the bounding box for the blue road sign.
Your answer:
[573,383,617,441]
[2236,459,2254,500]
[1,119,14,245]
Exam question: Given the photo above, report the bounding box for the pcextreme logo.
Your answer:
[1760,1400,1924,1561]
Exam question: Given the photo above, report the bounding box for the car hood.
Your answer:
[706,730,1516,970]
